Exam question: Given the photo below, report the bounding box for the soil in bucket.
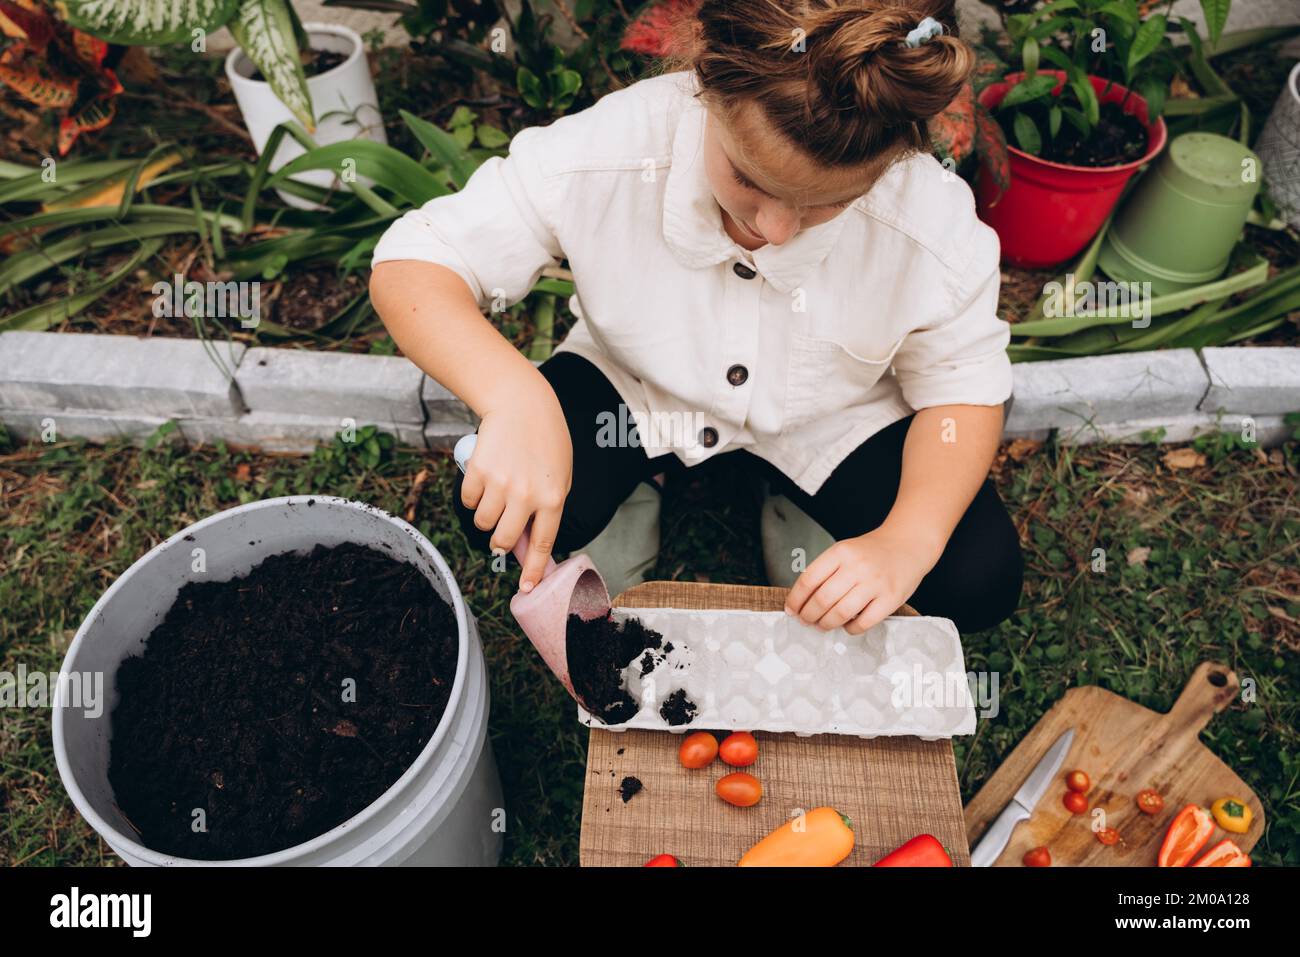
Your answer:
[108,542,458,860]
[566,612,665,724]
[999,100,1148,166]
[249,47,347,82]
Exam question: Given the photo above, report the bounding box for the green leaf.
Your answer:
[1022,36,1039,77]
[0,239,163,332]
[399,109,481,190]
[1127,14,1166,74]
[229,0,315,130]
[999,73,1059,109]
[268,140,446,207]
[1013,113,1042,154]
[475,124,510,149]
[1048,105,1062,139]
[58,0,239,44]
[1199,0,1229,46]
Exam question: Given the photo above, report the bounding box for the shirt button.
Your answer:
[726,364,749,387]
[732,262,757,280]
[699,427,719,448]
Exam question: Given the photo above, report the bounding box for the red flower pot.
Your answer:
[976,71,1168,269]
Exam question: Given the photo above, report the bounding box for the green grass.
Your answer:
[1,424,1297,865]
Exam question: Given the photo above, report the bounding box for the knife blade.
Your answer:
[970,727,1075,867]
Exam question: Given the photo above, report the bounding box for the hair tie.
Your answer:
[904,17,945,48]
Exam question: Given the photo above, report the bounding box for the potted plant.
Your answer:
[56,0,386,205]
[968,0,1210,268]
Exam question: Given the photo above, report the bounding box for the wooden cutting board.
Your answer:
[578,581,971,867]
[965,662,1264,866]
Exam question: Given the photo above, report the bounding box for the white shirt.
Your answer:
[373,71,1012,494]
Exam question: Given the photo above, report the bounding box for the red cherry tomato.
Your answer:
[1065,770,1090,793]
[716,772,763,807]
[1096,827,1120,846]
[1023,846,1051,867]
[719,731,759,767]
[1136,789,1164,815]
[678,732,719,769]
[644,854,683,867]
[1063,791,1089,815]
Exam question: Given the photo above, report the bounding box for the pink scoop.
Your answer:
[454,434,611,706]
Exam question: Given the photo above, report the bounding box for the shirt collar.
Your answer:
[661,76,852,296]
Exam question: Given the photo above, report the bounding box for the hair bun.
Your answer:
[805,3,972,126]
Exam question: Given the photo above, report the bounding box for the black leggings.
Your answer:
[454,351,1023,632]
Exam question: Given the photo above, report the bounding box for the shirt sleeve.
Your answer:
[370,124,564,309]
[890,221,1013,411]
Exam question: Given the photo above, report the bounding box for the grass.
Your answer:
[1,423,1297,866]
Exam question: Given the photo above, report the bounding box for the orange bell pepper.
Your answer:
[1192,840,1251,867]
[739,807,855,867]
[1158,804,1215,867]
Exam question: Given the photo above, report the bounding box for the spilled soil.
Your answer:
[109,542,458,860]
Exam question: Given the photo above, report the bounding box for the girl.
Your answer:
[370,0,1022,634]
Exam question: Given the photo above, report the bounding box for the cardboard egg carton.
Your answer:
[577,608,976,739]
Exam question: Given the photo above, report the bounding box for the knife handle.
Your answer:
[970,802,1031,867]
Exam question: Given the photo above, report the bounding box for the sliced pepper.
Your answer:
[1191,839,1251,867]
[1210,797,1252,834]
[1158,804,1215,867]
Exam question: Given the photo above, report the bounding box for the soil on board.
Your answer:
[1001,100,1148,166]
[567,613,664,724]
[109,542,458,860]
[618,776,643,803]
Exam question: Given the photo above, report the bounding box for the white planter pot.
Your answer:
[53,496,503,866]
[225,23,386,210]
[1256,62,1300,229]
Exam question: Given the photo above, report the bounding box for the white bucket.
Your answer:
[52,496,503,866]
[225,23,386,209]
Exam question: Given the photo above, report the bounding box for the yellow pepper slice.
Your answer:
[1211,797,1252,834]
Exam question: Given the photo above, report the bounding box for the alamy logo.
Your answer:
[49,887,151,937]
[151,273,260,328]
[1042,274,1152,328]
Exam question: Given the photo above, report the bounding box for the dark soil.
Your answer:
[567,613,664,723]
[250,48,348,83]
[1002,100,1149,167]
[618,776,642,803]
[109,542,458,860]
[659,689,698,726]
[270,268,368,332]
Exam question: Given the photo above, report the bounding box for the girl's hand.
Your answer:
[784,527,939,635]
[459,384,572,593]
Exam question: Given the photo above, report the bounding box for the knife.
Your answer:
[970,727,1075,867]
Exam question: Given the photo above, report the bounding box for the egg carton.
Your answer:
[577,608,976,740]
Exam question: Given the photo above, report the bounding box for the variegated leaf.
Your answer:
[228,0,313,131]
[55,0,240,45]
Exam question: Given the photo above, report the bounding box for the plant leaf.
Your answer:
[999,73,1058,109]
[1127,14,1166,74]
[1012,113,1042,154]
[58,0,240,44]
[399,109,479,189]
[1199,0,1229,46]
[228,0,314,130]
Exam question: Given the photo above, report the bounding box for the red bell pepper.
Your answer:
[1158,804,1215,867]
[1191,840,1251,867]
[872,834,953,867]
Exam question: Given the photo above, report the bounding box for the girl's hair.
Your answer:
[661,0,972,170]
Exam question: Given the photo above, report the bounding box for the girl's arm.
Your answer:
[370,260,572,592]
[785,403,1003,633]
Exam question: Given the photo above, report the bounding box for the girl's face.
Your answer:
[703,99,881,251]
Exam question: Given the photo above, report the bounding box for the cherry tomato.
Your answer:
[719,731,759,767]
[1063,791,1089,815]
[716,771,763,807]
[1136,789,1164,815]
[1065,770,1090,793]
[678,732,719,769]
[1096,827,1120,846]
[1023,846,1051,867]
[644,854,683,867]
